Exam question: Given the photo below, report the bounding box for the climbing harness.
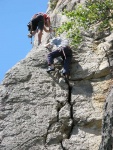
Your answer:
[61,47,66,59]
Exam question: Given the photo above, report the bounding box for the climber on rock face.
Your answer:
[27,12,52,45]
[45,39,72,81]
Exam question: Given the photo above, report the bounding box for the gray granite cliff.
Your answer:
[0,0,113,149]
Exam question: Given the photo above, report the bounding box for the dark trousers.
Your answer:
[47,47,72,75]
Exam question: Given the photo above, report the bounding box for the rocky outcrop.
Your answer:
[0,0,113,150]
[99,86,113,150]
[0,46,70,150]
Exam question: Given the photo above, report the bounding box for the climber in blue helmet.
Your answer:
[45,39,72,81]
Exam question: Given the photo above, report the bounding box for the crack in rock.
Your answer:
[44,83,74,149]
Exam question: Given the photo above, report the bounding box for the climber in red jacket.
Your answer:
[27,13,52,45]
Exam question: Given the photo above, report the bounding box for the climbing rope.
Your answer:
[31,36,32,44]
[49,26,58,39]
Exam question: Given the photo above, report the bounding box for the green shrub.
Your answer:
[57,0,113,48]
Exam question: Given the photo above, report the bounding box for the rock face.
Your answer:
[99,86,113,150]
[0,0,113,150]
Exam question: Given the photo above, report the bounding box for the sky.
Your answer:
[0,0,48,83]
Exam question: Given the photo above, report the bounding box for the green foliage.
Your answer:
[50,0,58,10]
[57,0,113,48]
